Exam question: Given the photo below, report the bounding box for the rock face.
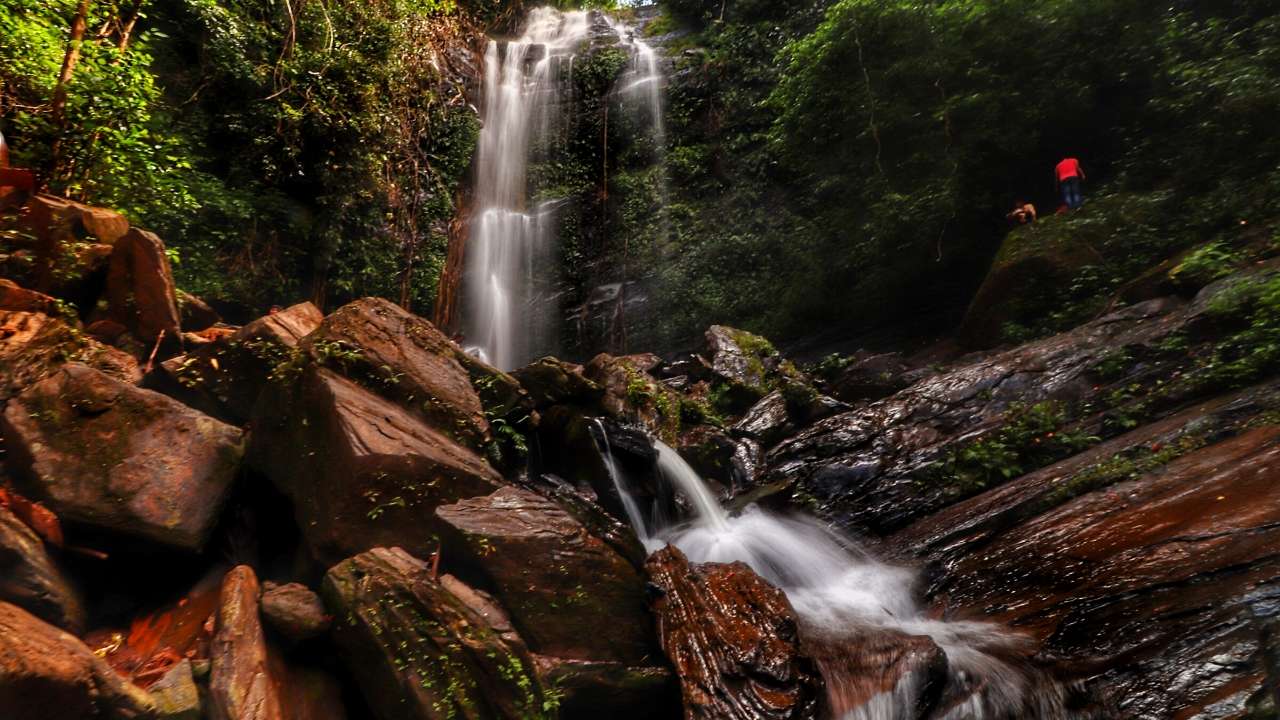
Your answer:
[765,297,1191,536]
[0,601,155,720]
[435,486,657,664]
[0,277,58,314]
[153,301,323,425]
[646,546,821,720]
[0,309,141,401]
[323,547,552,720]
[0,503,84,632]
[512,356,604,408]
[248,367,502,566]
[1,363,244,550]
[149,660,201,720]
[107,228,182,343]
[803,630,947,719]
[210,565,283,720]
[299,298,491,450]
[893,382,1280,718]
[260,582,329,642]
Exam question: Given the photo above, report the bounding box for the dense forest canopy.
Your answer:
[2,0,1278,350]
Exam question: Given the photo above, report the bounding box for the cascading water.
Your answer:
[602,430,1070,719]
[464,9,667,370]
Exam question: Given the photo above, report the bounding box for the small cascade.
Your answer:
[600,431,1070,719]
[464,9,668,370]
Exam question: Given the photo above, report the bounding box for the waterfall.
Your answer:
[464,9,667,370]
[602,433,1070,719]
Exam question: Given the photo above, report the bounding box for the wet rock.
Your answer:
[645,546,821,720]
[0,600,156,720]
[0,309,141,400]
[734,390,791,446]
[107,228,181,344]
[585,352,682,439]
[152,301,322,425]
[893,384,1280,718]
[150,659,201,720]
[517,473,648,570]
[1,363,244,550]
[177,289,221,333]
[765,297,1196,536]
[675,425,738,487]
[260,582,329,642]
[323,547,552,720]
[803,630,947,719]
[300,298,491,450]
[0,503,84,632]
[824,351,919,403]
[705,325,772,392]
[248,367,502,566]
[210,565,283,720]
[0,277,58,314]
[512,356,605,408]
[532,655,680,720]
[435,486,658,664]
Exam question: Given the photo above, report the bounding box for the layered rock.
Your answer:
[585,352,682,440]
[153,301,323,425]
[299,297,491,450]
[435,486,657,664]
[512,356,605,408]
[248,367,502,566]
[323,547,552,720]
[1,363,243,550]
[0,601,155,720]
[0,309,140,401]
[646,546,821,720]
[0,503,84,632]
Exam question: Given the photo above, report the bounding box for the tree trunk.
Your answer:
[51,0,91,131]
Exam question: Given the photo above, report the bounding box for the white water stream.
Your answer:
[464,9,666,370]
[600,425,1069,719]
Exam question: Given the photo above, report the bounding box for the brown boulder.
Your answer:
[0,503,84,632]
[299,298,491,450]
[0,601,155,720]
[176,289,221,332]
[210,566,284,720]
[435,486,658,664]
[512,356,605,408]
[1,364,244,550]
[585,353,682,440]
[17,194,130,248]
[322,547,552,720]
[0,278,58,314]
[646,546,821,720]
[803,629,947,719]
[107,228,181,343]
[248,367,502,566]
[260,582,329,642]
[152,301,322,424]
[0,309,140,400]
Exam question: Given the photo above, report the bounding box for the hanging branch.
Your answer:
[48,0,93,187]
[116,0,144,54]
[852,24,885,179]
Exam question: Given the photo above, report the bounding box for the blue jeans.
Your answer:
[1061,176,1083,209]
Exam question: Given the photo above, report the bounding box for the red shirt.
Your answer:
[1055,157,1082,181]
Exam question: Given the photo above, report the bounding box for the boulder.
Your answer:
[0,503,84,632]
[177,289,221,333]
[584,353,682,440]
[260,582,329,642]
[0,278,58,314]
[323,547,552,720]
[107,228,181,343]
[512,356,605,408]
[824,351,921,403]
[209,566,283,720]
[532,655,679,720]
[248,367,502,566]
[152,301,322,425]
[5,196,128,302]
[299,297,491,450]
[958,225,1105,349]
[645,546,821,720]
[675,425,737,487]
[0,601,156,720]
[149,660,201,720]
[17,194,131,248]
[1,364,244,551]
[0,309,141,400]
[803,630,947,719]
[435,486,658,664]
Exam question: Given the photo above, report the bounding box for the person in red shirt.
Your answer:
[1055,157,1085,210]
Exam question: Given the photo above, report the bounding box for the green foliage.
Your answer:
[925,401,1100,493]
[1169,241,1239,288]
